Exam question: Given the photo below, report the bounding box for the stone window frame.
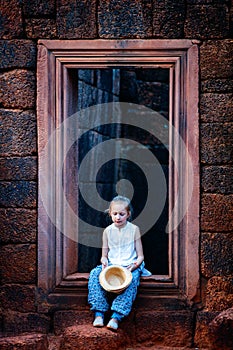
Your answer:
[37,39,200,312]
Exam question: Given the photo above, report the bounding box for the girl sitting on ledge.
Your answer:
[88,195,151,331]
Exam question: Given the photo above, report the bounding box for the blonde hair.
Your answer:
[107,196,132,219]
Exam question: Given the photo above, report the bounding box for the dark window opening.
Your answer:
[67,68,169,275]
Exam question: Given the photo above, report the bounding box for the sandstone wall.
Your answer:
[0,0,232,348]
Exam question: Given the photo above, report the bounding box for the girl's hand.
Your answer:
[127,263,137,272]
[101,256,108,270]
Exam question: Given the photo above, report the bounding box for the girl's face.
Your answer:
[110,202,130,228]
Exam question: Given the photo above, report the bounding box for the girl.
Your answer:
[88,195,151,331]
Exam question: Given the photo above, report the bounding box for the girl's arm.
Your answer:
[101,229,108,269]
[135,236,144,266]
[128,227,144,272]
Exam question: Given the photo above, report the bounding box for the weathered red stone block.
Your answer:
[0,157,37,181]
[200,39,233,79]
[99,0,152,38]
[0,0,23,39]
[134,310,194,347]
[60,325,129,350]
[54,310,136,346]
[48,335,62,350]
[201,165,233,194]
[0,70,35,109]
[0,312,3,332]
[3,311,50,335]
[201,78,233,93]
[230,4,233,38]
[196,309,233,349]
[194,311,219,349]
[205,276,233,311]
[0,109,36,156]
[0,334,48,350]
[0,284,36,312]
[25,19,57,39]
[209,307,233,350]
[201,123,233,164]
[200,93,233,123]
[0,244,36,284]
[201,232,233,278]
[152,1,185,38]
[187,0,229,2]
[22,0,55,17]
[0,208,36,244]
[0,181,36,208]
[184,4,229,39]
[0,40,36,69]
[54,310,93,335]
[57,0,97,39]
[201,194,233,232]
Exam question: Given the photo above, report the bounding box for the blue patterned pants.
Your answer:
[88,265,141,318]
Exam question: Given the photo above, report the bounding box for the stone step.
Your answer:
[0,331,208,350]
[60,325,131,350]
[53,310,195,348]
[58,324,206,350]
[0,333,48,350]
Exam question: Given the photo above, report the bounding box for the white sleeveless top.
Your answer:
[105,221,138,266]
